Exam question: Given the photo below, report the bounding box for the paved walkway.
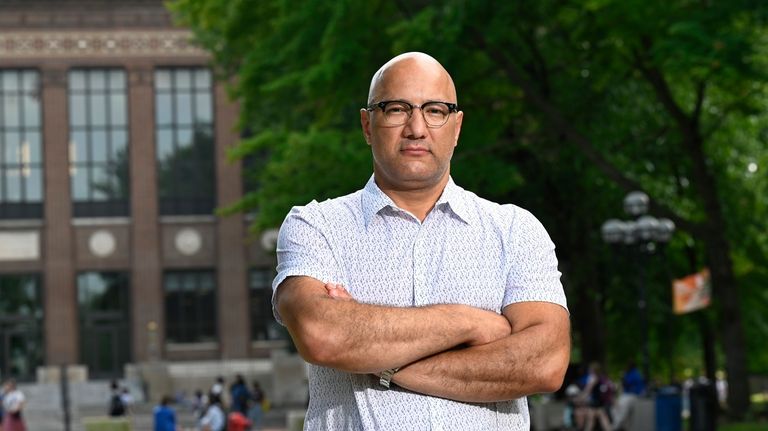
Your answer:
[24,402,294,431]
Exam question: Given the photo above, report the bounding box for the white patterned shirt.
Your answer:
[273,175,568,431]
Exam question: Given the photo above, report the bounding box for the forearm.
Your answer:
[277,277,510,373]
[392,303,570,402]
[289,296,473,372]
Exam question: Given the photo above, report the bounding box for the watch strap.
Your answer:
[379,367,400,389]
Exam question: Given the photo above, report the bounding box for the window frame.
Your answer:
[0,69,44,219]
[0,273,44,381]
[67,68,130,218]
[154,67,216,216]
[163,269,217,343]
[249,267,285,342]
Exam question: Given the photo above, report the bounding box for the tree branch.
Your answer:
[692,80,707,127]
[468,28,700,235]
[631,40,694,133]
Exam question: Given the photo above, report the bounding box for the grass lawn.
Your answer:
[720,423,768,431]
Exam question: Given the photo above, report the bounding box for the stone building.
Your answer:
[0,0,297,403]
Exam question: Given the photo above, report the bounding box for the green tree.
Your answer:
[171,0,768,418]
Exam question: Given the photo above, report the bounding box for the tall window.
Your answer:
[249,268,283,341]
[0,274,43,381]
[164,270,216,343]
[0,70,43,219]
[155,68,215,215]
[68,69,129,217]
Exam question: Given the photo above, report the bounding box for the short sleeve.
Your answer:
[503,208,568,311]
[271,202,344,324]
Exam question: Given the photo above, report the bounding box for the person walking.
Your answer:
[578,362,614,431]
[1,379,26,431]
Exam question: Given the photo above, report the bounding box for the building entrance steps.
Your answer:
[23,400,293,431]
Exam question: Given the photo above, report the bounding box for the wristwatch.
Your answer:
[379,367,400,389]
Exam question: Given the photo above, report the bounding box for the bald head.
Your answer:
[367,52,457,105]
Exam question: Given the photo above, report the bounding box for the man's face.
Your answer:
[360,59,463,191]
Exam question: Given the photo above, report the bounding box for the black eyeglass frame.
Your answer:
[365,100,459,127]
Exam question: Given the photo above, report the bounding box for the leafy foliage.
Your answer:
[172,0,768,416]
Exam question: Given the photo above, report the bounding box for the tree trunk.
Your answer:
[571,285,606,365]
[683,123,750,418]
[480,35,752,418]
[704,227,750,418]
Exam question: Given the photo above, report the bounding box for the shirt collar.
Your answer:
[436,177,472,224]
[361,175,472,227]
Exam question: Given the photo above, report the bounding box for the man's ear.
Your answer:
[360,109,372,146]
[453,110,464,148]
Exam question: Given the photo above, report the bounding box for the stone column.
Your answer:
[128,65,164,362]
[42,65,78,365]
[214,81,249,358]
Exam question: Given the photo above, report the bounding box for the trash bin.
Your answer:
[689,381,717,431]
[655,386,682,431]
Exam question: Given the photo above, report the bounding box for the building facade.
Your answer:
[0,0,284,385]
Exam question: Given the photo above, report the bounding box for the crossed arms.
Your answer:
[275,276,570,403]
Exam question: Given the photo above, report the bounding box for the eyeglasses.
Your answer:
[366,100,459,128]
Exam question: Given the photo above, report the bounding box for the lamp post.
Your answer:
[601,191,675,385]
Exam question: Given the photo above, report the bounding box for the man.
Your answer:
[611,362,645,430]
[153,396,178,431]
[273,52,570,430]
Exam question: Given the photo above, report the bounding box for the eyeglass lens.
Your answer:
[382,101,451,127]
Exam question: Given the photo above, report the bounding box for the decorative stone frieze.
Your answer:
[0,30,208,59]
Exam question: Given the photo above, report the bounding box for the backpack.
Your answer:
[596,377,616,405]
[109,393,126,416]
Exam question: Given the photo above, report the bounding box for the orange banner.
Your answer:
[672,269,711,314]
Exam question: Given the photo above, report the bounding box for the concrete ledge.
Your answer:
[37,365,88,383]
[166,358,271,377]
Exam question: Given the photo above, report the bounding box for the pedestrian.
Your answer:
[1,379,26,431]
[192,389,208,419]
[229,374,250,415]
[210,376,225,408]
[198,392,225,431]
[226,411,251,431]
[211,376,224,397]
[612,361,646,429]
[153,395,178,431]
[0,380,5,431]
[272,52,570,430]
[246,381,264,431]
[107,380,126,417]
[577,362,614,431]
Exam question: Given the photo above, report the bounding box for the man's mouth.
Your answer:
[400,146,430,155]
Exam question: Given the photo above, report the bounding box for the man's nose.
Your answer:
[402,107,428,139]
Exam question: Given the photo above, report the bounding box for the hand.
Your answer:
[324,282,355,301]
